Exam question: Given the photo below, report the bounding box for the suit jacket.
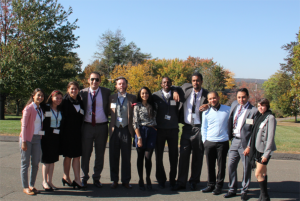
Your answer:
[254,114,277,159]
[176,83,209,124]
[108,93,137,137]
[228,100,258,149]
[79,87,111,121]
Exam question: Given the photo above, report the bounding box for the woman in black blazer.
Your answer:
[60,81,84,189]
[41,90,63,191]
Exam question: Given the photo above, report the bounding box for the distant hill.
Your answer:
[235,78,267,84]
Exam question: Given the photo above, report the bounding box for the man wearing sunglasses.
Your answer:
[80,72,111,189]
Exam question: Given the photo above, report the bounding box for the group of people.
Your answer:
[19,71,276,201]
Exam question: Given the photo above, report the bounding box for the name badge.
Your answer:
[246,119,254,125]
[38,131,45,135]
[170,100,176,106]
[80,109,84,115]
[192,113,196,119]
[165,115,171,120]
[117,117,123,122]
[53,129,60,134]
[45,111,52,117]
[89,112,93,116]
[111,103,116,108]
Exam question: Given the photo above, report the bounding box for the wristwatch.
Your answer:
[138,137,141,139]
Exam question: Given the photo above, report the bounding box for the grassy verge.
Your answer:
[0,115,22,135]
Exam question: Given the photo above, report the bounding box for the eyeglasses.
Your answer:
[90,78,100,82]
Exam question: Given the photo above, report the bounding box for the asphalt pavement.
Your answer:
[0,137,299,201]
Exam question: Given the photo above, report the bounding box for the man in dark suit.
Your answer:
[224,88,258,200]
[172,72,209,191]
[153,77,180,189]
[108,77,137,189]
[80,72,111,188]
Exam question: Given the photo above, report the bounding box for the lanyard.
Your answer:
[117,96,126,107]
[35,107,43,127]
[89,88,100,110]
[161,91,171,115]
[50,108,60,128]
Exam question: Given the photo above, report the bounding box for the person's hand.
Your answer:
[261,156,267,163]
[22,142,27,151]
[243,147,250,156]
[137,138,143,147]
[199,104,209,112]
[173,91,180,102]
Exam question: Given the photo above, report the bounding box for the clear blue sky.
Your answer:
[59,0,299,79]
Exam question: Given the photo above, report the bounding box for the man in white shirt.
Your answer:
[80,72,111,189]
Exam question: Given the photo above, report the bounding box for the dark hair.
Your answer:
[67,81,80,92]
[191,72,203,81]
[258,98,270,110]
[208,91,219,97]
[115,76,128,84]
[161,77,172,83]
[89,71,101,78]
[46,90,63,111]
[237,88,249,97]
[25,88,46,107]
[136,87,157,118]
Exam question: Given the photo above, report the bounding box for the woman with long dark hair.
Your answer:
[245,98,277,201]
[60,81,84,189]
[20,88,45,195]
[133,87,157,190]
[41,90,63,191]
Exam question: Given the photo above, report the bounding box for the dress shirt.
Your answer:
[118,92,127,102]
[73,104,80,112]
[184,88,203,125]
[50,109,62,128]
[84,87,108,123]
[33,102,44,135]
[162,90,171,99]
[233,102,250,137]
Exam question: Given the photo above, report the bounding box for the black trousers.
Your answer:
[204,140,229,188]
[109,126,132,183]
[177,124,204,186]
[155,128,179,185]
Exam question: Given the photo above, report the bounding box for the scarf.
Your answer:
[64,93,81,105]
[249,109,272,169]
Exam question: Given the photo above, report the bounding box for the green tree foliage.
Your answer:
[94,29,151,77]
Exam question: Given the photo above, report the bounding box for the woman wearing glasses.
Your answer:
[20,88,45,195]
[60,81,84,189]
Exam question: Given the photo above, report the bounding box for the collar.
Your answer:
[89,87,99,93]
[193,88,203,96]
[212,103,221,111]
[118,92,127,98]
[32,102,38,109]
[162,90,171,97]
[239,101,250,109]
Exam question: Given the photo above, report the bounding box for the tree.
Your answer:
[237,81,264,106]
[291,29,300,119]
[280,33,299,74]
[94,29,151,77]
[0,0,80,119]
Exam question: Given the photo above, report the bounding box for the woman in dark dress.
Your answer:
[41,90,63,191]
[60,81,84,189]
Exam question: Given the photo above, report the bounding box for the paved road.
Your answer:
[0,141,299,201]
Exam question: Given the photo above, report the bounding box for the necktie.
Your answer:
[165,93,170,100]
[191,93,197,125]
[92,91,96,127]
[233,105,242,129]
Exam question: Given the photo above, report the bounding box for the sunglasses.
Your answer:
[90,78,100,82]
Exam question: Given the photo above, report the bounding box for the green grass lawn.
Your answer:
[1,115,300,153]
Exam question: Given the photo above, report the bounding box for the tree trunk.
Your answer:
[0,93,7,120]
[16,99,20,116]
[295,114,298,123]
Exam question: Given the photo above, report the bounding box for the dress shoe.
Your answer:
[190,183,197,191]
[41,183,53,192]
[23,188,35,195]
[62,178,72,187]
[111,182,118,189]
[224,192,237,198]
[201,186,215,193]
[212,187,222,195]
[81,180,87,188]
[72,180,82,190]
[241,193,248,201]
[122,183,132,189]
[158,182,165,189]
[29,187,39,194]
[93,180,102,188]
[171,184,186,191]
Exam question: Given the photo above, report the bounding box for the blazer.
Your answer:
[80,87,111,121]
[108,93,137,137]
[252,114,277,159]
[227,100,258,149]
[175,83,209,124]
[20,103,42,142]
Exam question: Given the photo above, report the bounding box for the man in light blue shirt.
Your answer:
[201,91,230,195]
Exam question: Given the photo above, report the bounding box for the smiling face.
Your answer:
[89,73,101,90]
[237,91,249,106]
[52,94,63,107]
[192,75,203,91]
[207,92,220,107]
[33,91,44,105]
[257,103,267,114]
[68,85,79,99]
[115,79,127,94]
[161,77,172,92]
[140,89,149,102]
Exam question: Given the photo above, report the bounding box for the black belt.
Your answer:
[84,121,108,125]
[115,125,128,129]
[234,136,241,139]
[185,123,201,128]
